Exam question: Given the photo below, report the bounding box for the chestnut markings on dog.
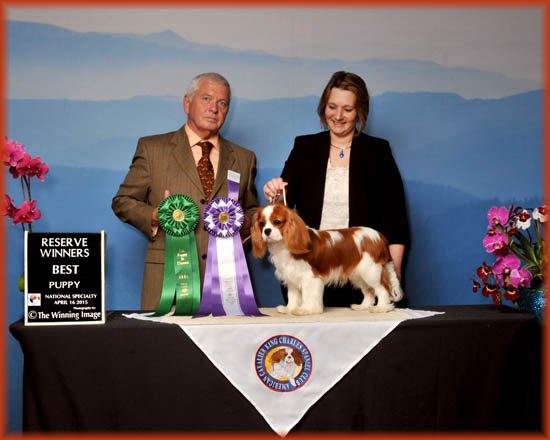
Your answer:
[251,205,403,315]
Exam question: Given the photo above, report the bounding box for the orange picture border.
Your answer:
[0,1,547,439]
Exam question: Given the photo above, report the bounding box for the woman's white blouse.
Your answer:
[319,159,349,230]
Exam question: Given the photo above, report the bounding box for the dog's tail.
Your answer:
[385,261,404,302]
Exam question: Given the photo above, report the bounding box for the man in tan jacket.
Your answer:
[112,72,259,310]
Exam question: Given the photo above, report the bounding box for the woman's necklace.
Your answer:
[330,143,352,159]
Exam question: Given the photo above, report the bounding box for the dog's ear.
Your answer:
[284,209,311,255]
[271,349,285,363]
[292,349,303,366]
[251,209,267,258]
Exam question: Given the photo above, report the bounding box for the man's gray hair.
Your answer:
[186,72,231,102]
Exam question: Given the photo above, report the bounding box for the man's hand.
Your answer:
[152,189,171,237]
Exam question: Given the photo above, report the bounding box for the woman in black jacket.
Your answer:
[263,71,409,307]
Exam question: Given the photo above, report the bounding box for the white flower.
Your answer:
[533,206,548,223]
[516,209,532,230]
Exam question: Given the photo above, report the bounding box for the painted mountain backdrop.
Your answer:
[8,90,542,200]
[8,20,539,100]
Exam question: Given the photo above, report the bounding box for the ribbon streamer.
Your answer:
[196,174,262,317]
[155,194,201,316]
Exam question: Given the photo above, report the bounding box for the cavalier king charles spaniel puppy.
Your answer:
[270,347,303,386]
[252,204,403,315]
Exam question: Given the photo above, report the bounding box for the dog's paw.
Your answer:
[350,303,369,311]
[276,305,289,314]
[292,307,323,316]
[368,303,395,313]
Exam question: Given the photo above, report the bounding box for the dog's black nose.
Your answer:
[264,228,271,236]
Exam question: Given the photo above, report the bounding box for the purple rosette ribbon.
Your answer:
[203,198,244,238]
[195,176,262,317]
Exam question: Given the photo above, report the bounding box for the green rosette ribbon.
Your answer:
[155,194,201,316]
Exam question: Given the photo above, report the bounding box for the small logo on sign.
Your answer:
[255,335,312,392]
[27,293,41,306]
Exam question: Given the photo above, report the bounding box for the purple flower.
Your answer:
[473,204,545,307]
[482,229,508,254]
[493,254,521,284]
[510,268,533,288]
[487,206,510,227]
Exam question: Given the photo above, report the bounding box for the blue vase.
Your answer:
[518,286,545,323]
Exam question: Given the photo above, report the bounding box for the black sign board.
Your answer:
[24,231,106,325]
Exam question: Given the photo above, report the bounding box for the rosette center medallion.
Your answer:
[172,209,185,222]
[218,212,230,224]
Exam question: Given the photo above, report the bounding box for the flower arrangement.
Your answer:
[2,137,49,232]
[472,205,546,306]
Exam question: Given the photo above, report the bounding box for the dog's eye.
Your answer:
[273,219,282,226]
[259,221,265,228]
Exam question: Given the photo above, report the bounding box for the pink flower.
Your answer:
[473,204,545,307]
[12,199,41,224]
[493,254,521,284]
[3,138,25,166]
[28,156,49,181]
[4,139,49,232]
[510,268,533,288]
[9,152,31,178]
[12,154,50,181]
[14,153,33,178]
[516,209,532,230]
[2,194,18,218]
[483,229,508,253]
[8,165,21,179]
[487,206,510,227]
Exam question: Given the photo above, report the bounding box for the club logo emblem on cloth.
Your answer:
[255,335,312,392]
